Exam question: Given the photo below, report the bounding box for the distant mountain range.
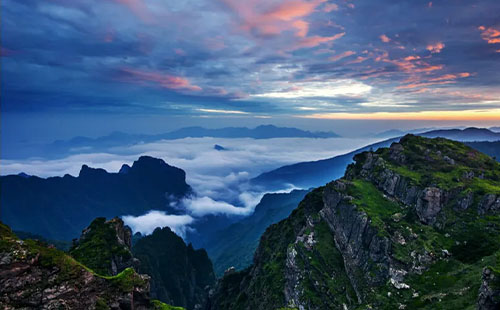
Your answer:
[0,156,191,240]
[3,125,340,159]
[252,127,500,190]
[376,126,500,139]
[421,127,500,141]
[374,127,437,138]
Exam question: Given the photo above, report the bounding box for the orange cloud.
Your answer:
[290,32,344,50]
[426,42,445,53]
[119,68,202,92]
[329,50,356,61]
[345,56,368,64]
[379,34,391,43]
[404,55,420,61]
[413,64,444,72]
[396,80,455,89]
[478,26,500,44]
[428,72,470,81]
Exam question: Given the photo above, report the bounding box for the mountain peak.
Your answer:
[211,136,500,309]
[78,164,108,178]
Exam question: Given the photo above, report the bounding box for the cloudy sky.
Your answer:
[2,0,500,135]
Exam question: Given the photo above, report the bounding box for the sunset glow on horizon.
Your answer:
[1,0,499,134]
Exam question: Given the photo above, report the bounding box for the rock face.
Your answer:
[132,227,216,310]
[69,217,137,276]
[0,222,152,310]
[321,181,392,302]
[208,135,500,310]
[0,156,191,240]
[478,267,500,310]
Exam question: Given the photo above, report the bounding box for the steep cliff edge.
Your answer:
[209,135,500,310]
[69,217,137,276]
[0,221,184,309]
[133,227,216,310]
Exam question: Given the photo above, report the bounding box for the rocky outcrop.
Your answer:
[132,227,216,310]
[415,186,444,225]
[0,222,152,310]
[70,217,138,276]
[321,181,392,302]
[478,267,500,310]
[479,194,500,215]
[353,147,448,225]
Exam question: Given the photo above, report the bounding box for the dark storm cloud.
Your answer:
[1,0,499,117]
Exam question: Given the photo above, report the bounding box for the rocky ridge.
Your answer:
[69,217,138,276]
[209,135,500,310]
[0,222,155,309]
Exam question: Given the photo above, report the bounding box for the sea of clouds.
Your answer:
[1,137,378,236]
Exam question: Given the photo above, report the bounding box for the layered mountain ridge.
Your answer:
[209,135,500,309]
[252,127,500,191]
[0,156,191,240]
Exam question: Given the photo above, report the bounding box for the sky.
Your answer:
[2,0,500,141]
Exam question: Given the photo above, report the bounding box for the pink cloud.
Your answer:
[289,32,344,50]
[396,80,455,89]
[264,0,322,21]
[426,42,445,53]
[292,20,309,37]
[222,0,326,38]
[329,50,356,61]
[379,34,391,43]
[118,68,202,92]
[345,56,368,64]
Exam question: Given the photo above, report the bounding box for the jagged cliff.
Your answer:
[0,222,152,309]
[209,135,500,310]
[0,220,184,309]
[133,227,216,310]
[69,217,138,276]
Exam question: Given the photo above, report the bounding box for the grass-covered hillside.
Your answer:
[0,221,182,309]
[69,217,135,276]
[209,135,500,310]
